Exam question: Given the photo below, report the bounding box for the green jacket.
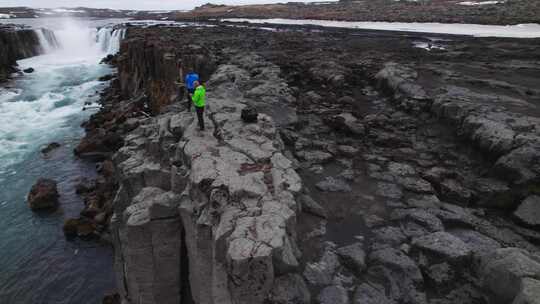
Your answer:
[192,85,206,107]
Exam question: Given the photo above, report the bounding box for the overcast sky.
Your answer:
[0,0,334,10]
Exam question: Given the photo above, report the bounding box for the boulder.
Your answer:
[513,278,540,304]
[369,247,423,283]
[23,67,34,73]
[336,242,366,274]
[514,195,540,227]
[41,142,61,154]
[439,179,471,204]
[353,283,395,304]
[241,106,258,123]
[479,248,540,304]
[412,232,471,263]
[318,285,349,304]
[269,274,311,304]
[27,178,59,210]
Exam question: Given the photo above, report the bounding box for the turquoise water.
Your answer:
[0,21,121,303]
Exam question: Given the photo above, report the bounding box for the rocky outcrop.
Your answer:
[376,62,540,205]
[0,25,43,81]
[117,30,216,114]
[111,39,305,302]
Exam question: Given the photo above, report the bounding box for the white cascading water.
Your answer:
[0,19,125,170]
[96,27,126,55]
[34,28,60,54]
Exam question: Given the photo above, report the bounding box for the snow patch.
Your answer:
[221,18,540,38]
[458,1,504,5]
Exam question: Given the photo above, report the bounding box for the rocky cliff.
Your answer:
[0,25,43,81]
[98,25,540,304]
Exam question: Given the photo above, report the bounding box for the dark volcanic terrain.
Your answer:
[78,23,540,304]
[177,0,540,25]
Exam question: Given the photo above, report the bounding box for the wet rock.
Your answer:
[316,177,351,193]
[514,195,540,227]
[353,282,395,304]
[102,293,121,304]
[98,74,114,82]
[299,194,327,219]
[75,178,97,194]
[318,285,349,304]
[63,218,96,238]
[27,178,59,210]
[336,242,366,274]
[412,232,471,263]
[41,142,61,154]
[63,219,79,237]
[479,248,540,304]
[23,67,34,73]
[269,274,311,304]
[241,106,258,123]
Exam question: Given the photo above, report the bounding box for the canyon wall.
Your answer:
[0,26,42,81]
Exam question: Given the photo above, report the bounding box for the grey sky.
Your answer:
[0,0,334,10]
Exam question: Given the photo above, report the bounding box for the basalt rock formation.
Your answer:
[90,25,540,304]
[0,25,43,81]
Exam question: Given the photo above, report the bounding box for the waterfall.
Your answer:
[34,28,59,54]
[96,27,126,55]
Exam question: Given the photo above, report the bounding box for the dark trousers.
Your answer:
[186,88,194,110]
[195,106,205,130]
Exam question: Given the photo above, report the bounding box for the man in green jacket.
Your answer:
[191,81,206,131]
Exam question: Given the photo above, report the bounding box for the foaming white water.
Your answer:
[0,19,120,170]
[221,18,540,38]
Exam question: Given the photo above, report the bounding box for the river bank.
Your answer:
[82,23,540,304]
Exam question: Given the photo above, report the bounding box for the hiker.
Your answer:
[184,70,199,110]
[192,80,206,131]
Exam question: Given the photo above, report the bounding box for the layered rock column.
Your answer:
[111,51,304,304]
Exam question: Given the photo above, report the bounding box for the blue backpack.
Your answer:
[185,73,199,90]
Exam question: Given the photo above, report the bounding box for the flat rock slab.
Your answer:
[514,195,540,227]
[412,231,472,262]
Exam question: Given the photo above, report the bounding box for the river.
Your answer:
[0,18,125,303]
